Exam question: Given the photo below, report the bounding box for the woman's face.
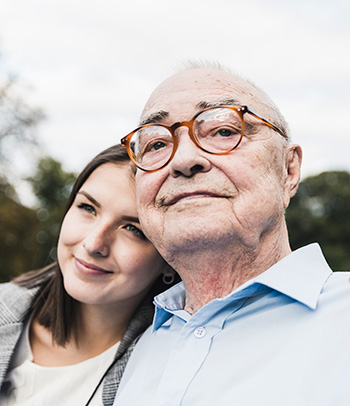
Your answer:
[57,163,167,310]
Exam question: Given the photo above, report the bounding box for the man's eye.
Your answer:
[216,128,235,137]
[77,203,96,215]
[145,140,168,153]
[214,125,241,137]
[152,141,166,151]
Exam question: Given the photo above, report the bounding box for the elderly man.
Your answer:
[114,65,350,405]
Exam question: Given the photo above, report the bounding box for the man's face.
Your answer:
[135,68,299,258]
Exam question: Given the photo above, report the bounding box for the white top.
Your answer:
[0,317,120,406]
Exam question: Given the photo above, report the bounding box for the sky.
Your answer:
[1,0,349,200]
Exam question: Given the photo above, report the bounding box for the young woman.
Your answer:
[0,144,177,406]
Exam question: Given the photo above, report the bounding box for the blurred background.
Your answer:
[1,0,349,281]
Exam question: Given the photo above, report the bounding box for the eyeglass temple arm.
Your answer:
[242,106,286,139]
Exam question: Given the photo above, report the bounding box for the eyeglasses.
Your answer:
[121,105,286,173]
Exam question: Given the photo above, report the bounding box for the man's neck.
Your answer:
[167,231,292,315]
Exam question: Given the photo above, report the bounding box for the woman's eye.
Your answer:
[124,224,146,239]
[77,203,96,215]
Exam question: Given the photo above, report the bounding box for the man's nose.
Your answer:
[168,127,211,178]
[82,224,111,257]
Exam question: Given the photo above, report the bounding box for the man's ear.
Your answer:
[283,144,303,208]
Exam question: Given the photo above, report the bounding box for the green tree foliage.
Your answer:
[0,158,76,282]
[28,157,76,211]
[25,157,76,272]
[286,171,350,271]
[0,178,39,281]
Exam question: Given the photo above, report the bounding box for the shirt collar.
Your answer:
[153,243,332,330]
[255,243,332,310]
[153,283,186,329]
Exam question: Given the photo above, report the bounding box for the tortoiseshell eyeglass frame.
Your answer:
[121,105,286,172]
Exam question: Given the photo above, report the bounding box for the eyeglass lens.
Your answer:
[130,107,243,171]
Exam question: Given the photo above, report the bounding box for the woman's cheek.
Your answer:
[58,213,82,247]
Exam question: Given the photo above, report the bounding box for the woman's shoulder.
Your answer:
[0,281,36,295]
[0,282,39,325]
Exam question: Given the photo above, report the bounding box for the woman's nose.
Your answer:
[82,225,111,257]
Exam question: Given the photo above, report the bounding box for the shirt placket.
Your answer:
[153,298,247,406]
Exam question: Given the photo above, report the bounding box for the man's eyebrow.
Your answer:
[139,110,169,126]
[196,98,241,110]
[139,98,242,126]
[77,191,101,208]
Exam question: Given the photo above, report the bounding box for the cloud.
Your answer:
[1,0,349,181]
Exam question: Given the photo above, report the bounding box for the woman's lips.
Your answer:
[74,257,113,275]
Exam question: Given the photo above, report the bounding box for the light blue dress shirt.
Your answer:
[114,244,350,406]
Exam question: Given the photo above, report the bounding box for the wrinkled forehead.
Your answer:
[141,68,266,124]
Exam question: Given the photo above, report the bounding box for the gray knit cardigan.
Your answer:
[0,282,154,405]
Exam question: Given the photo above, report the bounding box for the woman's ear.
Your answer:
[283,144,303,208]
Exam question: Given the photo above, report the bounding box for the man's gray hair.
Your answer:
[175,59,290,142]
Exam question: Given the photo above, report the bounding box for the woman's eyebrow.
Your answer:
[77,191,100,208]
[121,215,140,224]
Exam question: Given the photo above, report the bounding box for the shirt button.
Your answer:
[194,326,206,338]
